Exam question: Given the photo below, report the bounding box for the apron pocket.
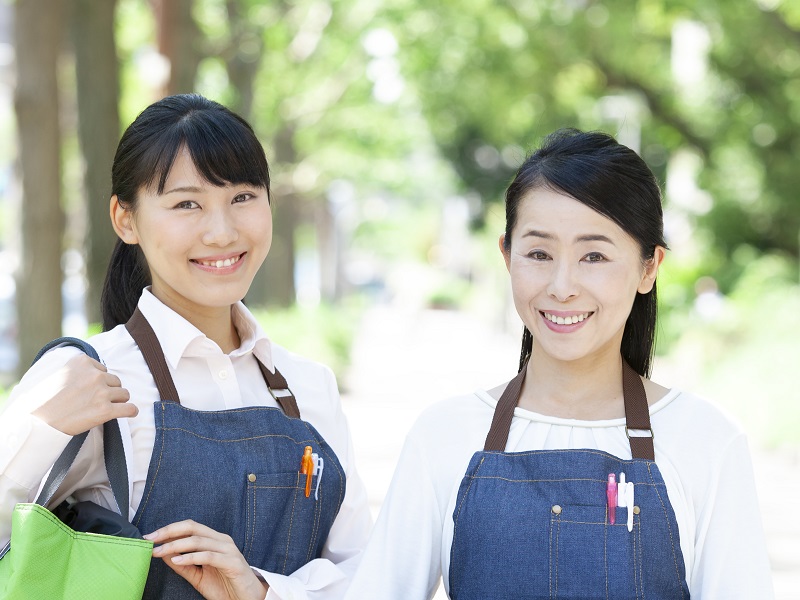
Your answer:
[244,471,323,574]
[549,503,641,599]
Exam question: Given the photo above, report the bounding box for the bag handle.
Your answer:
[31,338,130,519]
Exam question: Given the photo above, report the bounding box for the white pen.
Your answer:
[618,472,627,507]
[312,453,324,500]
[626,482,635,532]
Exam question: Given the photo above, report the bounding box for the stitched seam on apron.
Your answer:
[452,455,486,529]
[305,486,323,564]
[604,516,609,600]
[635,520,643,600]
[157,428,318,444]
[244,481,252,560]
[134,403,167,528]
[646,463,688,600]
[469,475,662,486]
[282,474,301,575]
[549,515,553,599]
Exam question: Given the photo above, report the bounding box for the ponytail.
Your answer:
[101,240,150,331]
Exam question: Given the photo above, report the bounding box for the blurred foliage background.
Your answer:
[0,0,798,448]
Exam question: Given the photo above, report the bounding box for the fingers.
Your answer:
[147,521,244,570]
[32,353,137,435]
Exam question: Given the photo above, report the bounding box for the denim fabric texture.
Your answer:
[449,449,690,600]
[134,402,346,599]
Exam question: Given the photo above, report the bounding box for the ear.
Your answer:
[499,234,511,272]
[110,195,138,244]
[638,246,666,294]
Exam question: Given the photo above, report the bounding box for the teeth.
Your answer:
[544,312,590,325]
[199,255,240,268]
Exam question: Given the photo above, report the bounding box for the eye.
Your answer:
[527,250,550,261]
[232,192,254,204]
[174,200,199,210]
[583,252,607,263]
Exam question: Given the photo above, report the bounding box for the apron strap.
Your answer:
[256,361,301,419]
[622,360,655,460]
[483,364,527,452]
[126,308,180,403]
[483,358,655,460]
[125,307,302,419]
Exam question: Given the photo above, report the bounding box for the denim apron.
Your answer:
[124,309,346,599]
[449,360,690,600]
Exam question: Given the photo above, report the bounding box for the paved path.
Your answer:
[341,304,800,599]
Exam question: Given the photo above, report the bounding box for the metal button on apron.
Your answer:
[248,473,256,482]
[551,505,562,515]
[633,505,640,515]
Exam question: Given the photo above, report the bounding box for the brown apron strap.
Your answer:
[125,307,302,419]
[483,358,655,460]
[483,362,528,452]
[126,308,181,403]
[622,360,655,460]
[257,361,301,419]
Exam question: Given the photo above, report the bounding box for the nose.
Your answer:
[546,259,579,302]
[201,206,239,247]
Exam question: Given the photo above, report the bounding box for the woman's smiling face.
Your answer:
[112,148,272,322]
[501,186,663,367]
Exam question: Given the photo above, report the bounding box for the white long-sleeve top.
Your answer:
[0,289,371,600]
[346,387,775,599]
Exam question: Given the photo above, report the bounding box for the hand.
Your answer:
[145,520,269,600]
[30,353,137,435]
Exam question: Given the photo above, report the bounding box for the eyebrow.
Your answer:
[521,230,616,245]
[164,185,204,195]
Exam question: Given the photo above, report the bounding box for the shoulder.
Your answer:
[652,388,746,444]
[270,342,337,395]
[406,392,493,459]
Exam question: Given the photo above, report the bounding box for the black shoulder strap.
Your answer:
[31,338,130,517]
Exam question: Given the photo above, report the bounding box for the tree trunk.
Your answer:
[247,126,297,307]
[71,0,120,324]
[14,0,65,375]
[223,0,264,120]
[150,0,201,95]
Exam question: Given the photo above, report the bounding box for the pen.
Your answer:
[625,482,635,532]
[607,473,617,525]
[312,453,324,500]
[300,446,314,498]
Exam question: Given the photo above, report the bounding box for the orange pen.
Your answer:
[300,446,314,498]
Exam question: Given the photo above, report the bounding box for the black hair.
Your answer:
[101,94,270,330]
[504,128,667,377]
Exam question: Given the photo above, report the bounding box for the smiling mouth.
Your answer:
[541,311,593,325]
[193,253,244,269]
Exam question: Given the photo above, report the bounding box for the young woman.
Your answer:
[0,94,371,599]
[346,129,774,599]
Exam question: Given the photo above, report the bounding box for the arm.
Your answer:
[690,434,775,599]
[345,433,444,600]
[0,347,137,544]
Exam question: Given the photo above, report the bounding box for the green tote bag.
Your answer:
[0,338,153,600]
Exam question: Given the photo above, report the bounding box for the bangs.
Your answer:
[140,109,270,195]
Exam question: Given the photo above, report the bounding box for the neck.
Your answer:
[519,350,626,419]
[176,304,241,354]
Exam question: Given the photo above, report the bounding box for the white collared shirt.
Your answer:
[0,289,371,600]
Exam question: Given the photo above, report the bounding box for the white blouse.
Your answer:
[346,387,775,599]
[0,289,371,600]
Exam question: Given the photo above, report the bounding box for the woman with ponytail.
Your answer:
[1,94,371,600]
[347,129,773,599]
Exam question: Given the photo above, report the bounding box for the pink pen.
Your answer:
[607,473,617,525]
